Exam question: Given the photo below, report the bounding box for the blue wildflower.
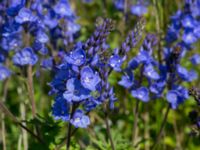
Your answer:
[36,30,49,44]
[63,78,91,102]
[109,54,124,72]
[80,66,101,91]
[114,0,124,11]
[65,48,86,66]
[166,86,188,109]
[0,65,11,81]
[70,109,90,128]
[41,58,53,70]
[118,70,134,88]
[131,87,149,102]
[12,47,38,66]
[177,65,197,81]
[15,8,37,24]
[54,0,73,18]
[52,96,70,121]
[143,64,160,80]
[131,4,147,17]
[190,54,200,65]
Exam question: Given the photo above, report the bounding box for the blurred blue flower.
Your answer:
[166,86,188,109]
[177,65,197,81]
[54,0,73,18]
[0,65,11,81]
[181,15,196,28]
[36,30,49,44]
[118,70,134,88]
[143,64,160,80]
[131,4,147,17]
[190,54,200,65]
[15,8,37,24]
[70,109,90,128]
[41,58,53,70]
[131,87,149,102]
[182,32,197,44]
[12,47,38,66]
[114,0,124,11]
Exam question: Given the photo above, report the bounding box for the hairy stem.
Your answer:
[132,99,140,146]
[132,66,144,146]
[105,113,115,150]
[152,104,171,149]
[26,65,36,118]
[20,102,28,150]
[1,76,9,150]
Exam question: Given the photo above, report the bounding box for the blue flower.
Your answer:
[41,58,53,70]
[109,54,124,72]
[131,4,147,17]
[12,47,38,66]
[50,65,72,93]
[118,70,134,88]
[65,48,86,66]
[70,109,90,128]
[166,86,188,109]
[6,0,25,16]
[128,57,139,70]
[166,90,180,109]
[63,78,91,102]
[190,54,200,65]
[182,32,197,44]
[194,25,200,38]
[114,0,124,11]
[0,65,11,81]
[54,0,73,17]
[136,50,151,64]
[52,96,70,121]
[15,8,37,24]
[36,30,49,43]
[181,15,196,28]
[81,66,101,91]
[177,65,197,81]
[150,81,165,95]
[143,64,160,80]
[131,87,149,102]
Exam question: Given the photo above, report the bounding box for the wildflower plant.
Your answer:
[0,0,200,150]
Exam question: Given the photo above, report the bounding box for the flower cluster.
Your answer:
[0,0,80,79]
[50,18,116,128]
[166,0,200,46]
[50,17,145,128]
[116,0,200,109]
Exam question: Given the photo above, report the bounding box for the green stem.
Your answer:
[66,104,76,150]
[66,122,72,150]
[132,99,140,146]
[152,104,171,149]
[1,74,9,150]
[105,112,115,150]
[0,101,45,145]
